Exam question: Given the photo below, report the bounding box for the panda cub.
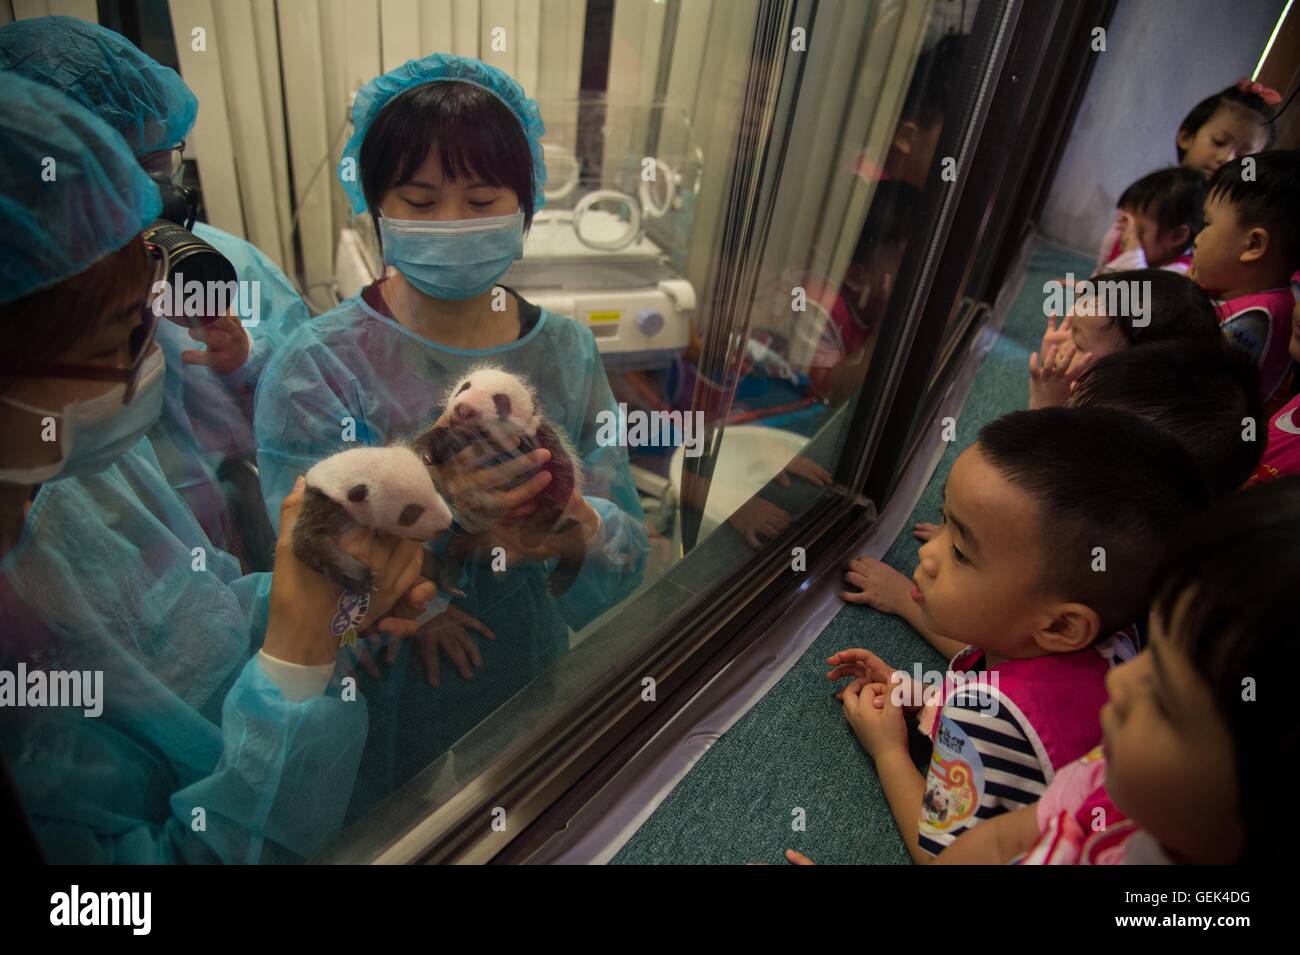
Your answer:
[293,445,453,594]
[411,365,587,596]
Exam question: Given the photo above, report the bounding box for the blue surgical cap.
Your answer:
[338,53,548,215]
[0,72,163,305]
[0,15,198,158]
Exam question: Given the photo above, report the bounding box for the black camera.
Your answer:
[142,171,237,324]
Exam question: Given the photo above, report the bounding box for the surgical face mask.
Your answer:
[0,348,165,484]
[379,210,525,301]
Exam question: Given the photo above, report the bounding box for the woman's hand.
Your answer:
[181,310,251,376]
[489,491,601,563]
[440,433,553,521]
[913,521,939,542]
[265,477,432,666]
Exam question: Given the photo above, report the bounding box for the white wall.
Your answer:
[1039,0,1285,258]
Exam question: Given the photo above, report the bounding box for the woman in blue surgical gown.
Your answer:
[254,54,649,811]
[0,73,429,863]
[0,15,311,564]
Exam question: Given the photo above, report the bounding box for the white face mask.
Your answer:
[0,348,166,484]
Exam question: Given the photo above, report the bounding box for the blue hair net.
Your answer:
[338,53,548,215]
[0,72,162,305]
[0,15,198,157]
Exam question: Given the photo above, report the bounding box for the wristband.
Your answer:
[331,590,371,649]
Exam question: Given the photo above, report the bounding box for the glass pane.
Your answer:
[0,0,989,865]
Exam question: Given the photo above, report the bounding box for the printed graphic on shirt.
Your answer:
[920,715,983,832]
[917,686,1048,856]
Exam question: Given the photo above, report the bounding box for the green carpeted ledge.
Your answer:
[613,242,1093,865]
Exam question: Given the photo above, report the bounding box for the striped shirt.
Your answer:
[916,633,1135,857]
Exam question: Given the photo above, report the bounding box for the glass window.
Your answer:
[0,0,999,865]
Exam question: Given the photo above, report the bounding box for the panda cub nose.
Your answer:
[453,402,477,422]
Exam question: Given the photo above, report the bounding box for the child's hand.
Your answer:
[913,521,939,541]
[1029,341,1092,409]
[410,605,497,687]
[841,678,909,757]
[840,555,913,614]
[829,648,924,714]
[827,647,896,684]
[1039,311,1073,352]
[1119,212,1141,254]
[784,849,816,865]
[181,311,251,376]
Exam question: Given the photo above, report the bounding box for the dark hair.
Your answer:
[0,237,150,391]
[359,81,536,241]
[1090,269,1221,347]
[899,34,968,128]
[1150,476,1300,864]
[1206,150,1300,269]
[1069,341,1263,498]
[853,180,920,262]
[1118,166,1206,239]
[1176,85,1276,161]
[977,407,1210,635]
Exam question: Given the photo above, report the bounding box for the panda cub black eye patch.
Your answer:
[398,503,425,527]
[347,484,369,502]
[493,393,511,419]
[456,382,471,395]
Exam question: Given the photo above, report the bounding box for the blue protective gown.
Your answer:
[0,438,367,863]
[253,294,648,810]
[148,223,310,556]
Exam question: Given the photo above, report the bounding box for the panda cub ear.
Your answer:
[347,483,369,503]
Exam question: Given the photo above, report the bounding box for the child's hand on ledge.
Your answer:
[840,555,913,615]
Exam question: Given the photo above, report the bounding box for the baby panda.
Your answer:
[411,364,587,596]
[293,445,453,594]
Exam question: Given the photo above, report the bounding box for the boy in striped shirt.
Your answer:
[826,408,1208,863]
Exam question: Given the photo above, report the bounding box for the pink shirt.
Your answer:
[1018,747,1170,864]
[1216,288,1295,401]
[1247,391,1300,486]
[914,630,1138,856]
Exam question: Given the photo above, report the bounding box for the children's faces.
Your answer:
[1120,207,1188,269]
[1178,105,1269,178]
[1100,593,1243,863]
[1190,193,1261,296]
[1068,294,1127,359]
[913,446,1098,658]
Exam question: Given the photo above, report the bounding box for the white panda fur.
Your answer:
[412,364,589,596]
[293,445,453,593]
[304,445,452,539]
[433,364,583,498]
